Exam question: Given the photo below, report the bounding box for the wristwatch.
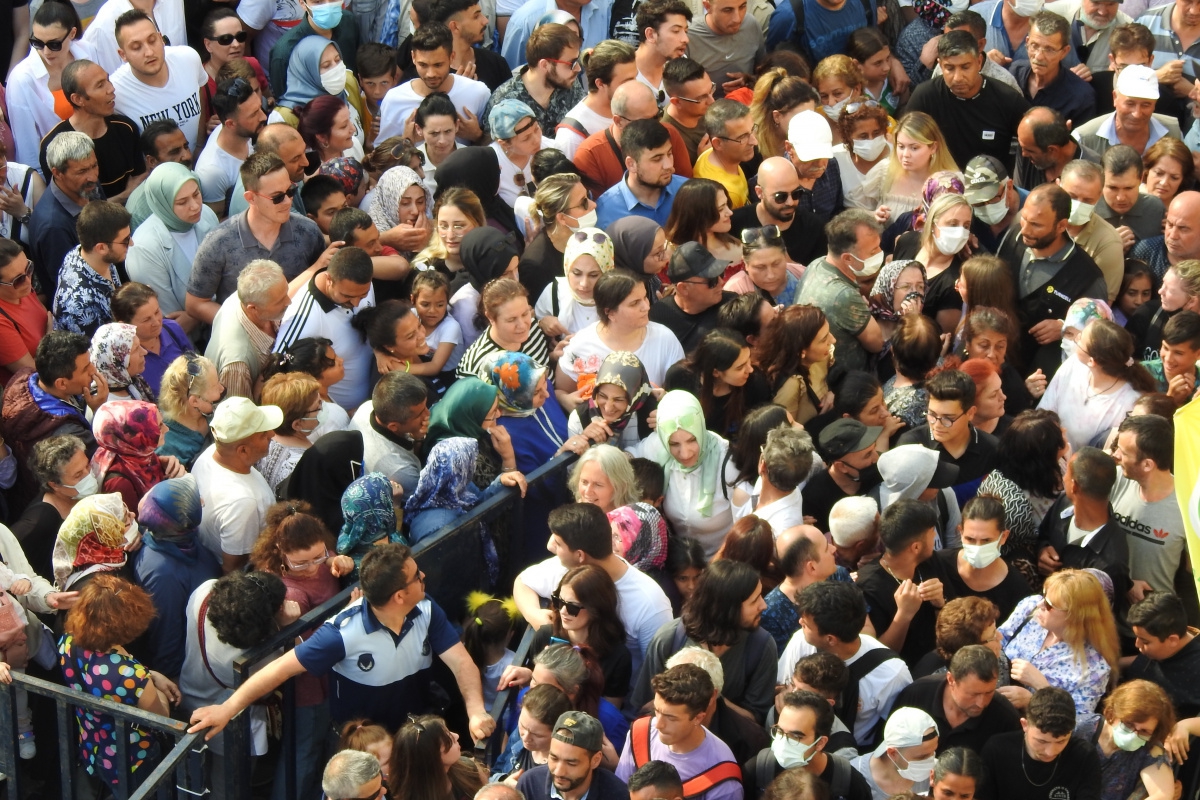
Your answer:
[15,208,31,225]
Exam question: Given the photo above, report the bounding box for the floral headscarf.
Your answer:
[405,437,481,515]
[869,259,927,322]
[579,351,655,438]
[607,503,671,571]
[642,391,723,517]
[91,400,167,499]
[562,228,615,305]
[912,171,966,232]
[1062,298,1114,359]
[318,157,365,196]
[90,323,156,402]
[368,166,431,236]
[337,473,403,560]
[913,0,953,29]
[52,493,129,588]
[487,351,547,417]
[138,474,202,551]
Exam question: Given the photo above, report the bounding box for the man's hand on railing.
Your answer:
[469,712,496,742]
[497,665,532,690]
[189,704,236,739]
[0,662,10,683]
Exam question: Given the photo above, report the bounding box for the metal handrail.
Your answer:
[474,624,535,767]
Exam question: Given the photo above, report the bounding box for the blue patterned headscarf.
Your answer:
[487,352,547,417]
[337,473,402,557]
[405,438,481,515]
[138,475,202,550]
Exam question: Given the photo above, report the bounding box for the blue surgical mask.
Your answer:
[309,0,343,29]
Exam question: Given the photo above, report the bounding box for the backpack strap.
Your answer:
[682,761,743,798]
[631,716,652,768]
[828,753,854,800]
[670,618,689,653]
[836,646,902,739]
[551,280,560,317]
[556,117,589,138]
[604,128,624,164]
[753,750,778,798]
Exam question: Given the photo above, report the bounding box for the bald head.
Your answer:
[256,123,303,153]
[756,156,801,222]
[611,80,658,122]
[776,525,806,561]
[1169,190,1200,218]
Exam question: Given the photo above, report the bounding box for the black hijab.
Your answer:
[285,430,364,535]
[460,227,521,291]
[434,146,521,236]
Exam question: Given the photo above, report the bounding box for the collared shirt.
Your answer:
[220,301,277,400]
[1094,112,1171,150]
[483,70,586,136]
[1096,193,1166,243]
[500,0,614,68]
[1138,3,1200,82]
[977,0,1033,63]
[1018,238,1078,296]
[1010,61,1097,126]
[797,157,844,223]
[595,173,688,229]
[186,210,326,303]
[52,246,122,338]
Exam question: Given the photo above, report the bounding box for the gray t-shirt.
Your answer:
[1110,473,1186,594]
[685,15,766,96]
[1096,193,1166,244]
[187,211,325,303]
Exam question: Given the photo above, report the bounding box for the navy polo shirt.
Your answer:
[295,597,459,730]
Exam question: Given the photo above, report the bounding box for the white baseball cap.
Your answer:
[210,397,284,443]
[872,707,940,757]
[787,110,834,162]
[1115,64,1160,100]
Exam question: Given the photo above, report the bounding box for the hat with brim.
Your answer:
[668,241,729,282]
[819,419,883,460]
[787,110,834,162]
[210,397,284,443]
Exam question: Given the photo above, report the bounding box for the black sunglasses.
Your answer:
[740,225,783,247]
[550,593,585,617]
[221,76,252,99]
[257,184,298,204]
[770,188,806,204]
[0,260,34,288]
[29,31,71,51]
[211,31,248,45]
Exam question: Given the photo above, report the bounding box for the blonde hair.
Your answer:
[750,68,816,159]
[260,372,321,435]
[812,55,863,94]
[886,112,959,191]
[415,187,486,265]
[530,174,582,229]
[1173,259,1200,296]
[1043,569,1120,686]
[919,193,972,254]
[158,354,217,422]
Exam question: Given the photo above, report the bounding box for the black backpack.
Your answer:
[835,646,903,749]
[750,749,855,799]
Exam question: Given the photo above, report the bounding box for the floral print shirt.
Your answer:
[52,246,122,338]
[999,594,1111,718]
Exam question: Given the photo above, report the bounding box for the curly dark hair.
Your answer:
[681,559,761,647]
[995,409,1065,499]
[206,572,286,649]
[250,500,336,576]
[935,597,1000,661]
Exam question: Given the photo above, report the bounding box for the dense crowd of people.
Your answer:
[2,0,1200,797]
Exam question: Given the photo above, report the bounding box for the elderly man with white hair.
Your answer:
[204,260,292,399]
[829,496,881,571]
[322,750,385,800]
[1072,63,1182,157]
[666,646,769,765]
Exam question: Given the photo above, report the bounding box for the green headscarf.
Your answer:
[143,162,203,233]
[422,377,500,458]
[644,390,723,517]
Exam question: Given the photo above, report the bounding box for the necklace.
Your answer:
[1085,375,1121,404]
[1020,743,1059,787]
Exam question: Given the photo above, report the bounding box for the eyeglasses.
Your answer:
[550,593,585,617]
[740,225,783,247]
[843,99,879,115]
[770,188,806,204]
[211,31,249,45]
[1025,41,1066,56]
[105,236,133,247]
[0,260,34,288]
[285,549,331,571]
[256,184,298,204]
[1040,596,1061,612]
[676,82,716,104]
[546,56,580,70]
[402,568,426,589]
[29,32,71,51]
[715,132,755,146]
[437,221,470,238]
[678,276,721,289]
[512,118,540,138]
[925,410,965,428]
[346,786,386,800]
[769,726,808,745]
[572,230,609,245]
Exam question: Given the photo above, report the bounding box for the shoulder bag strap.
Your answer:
[197,594,232,690]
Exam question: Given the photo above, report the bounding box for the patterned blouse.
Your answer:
[883,377,929,429]
[1076,716,1170,800]
[52,246,122,338]
[999,594,1111,718]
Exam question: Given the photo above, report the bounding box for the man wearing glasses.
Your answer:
[1010,13,1096,126]
[185,151,331,325]
[692,99,756,209]
[730,156,827,266]
[51,199,130,338]
[662,56,714,165]
[488,23,585,134]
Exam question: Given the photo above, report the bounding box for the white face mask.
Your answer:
[568,207,598,231]
[962,540,1002,569]
[934,225,970,255]
[62,472,99,499]
[1061,336,1079,359]
[892,753,937,783]
[847,250,884,277]
[973,196,1009,225]
[772,734,818,769]
[1112,722,1148,751]
[1068,199,1096,226]
[823,97,851,119]
[320,62,347,95]
[852,136,888,161]
[947,0,970,11]
[1010,0,1043,16]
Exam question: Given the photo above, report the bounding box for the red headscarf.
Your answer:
[90,400,167,500]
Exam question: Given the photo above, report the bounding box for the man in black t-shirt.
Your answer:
[804,420,881,536]
[979,687,1100,800]
[649,241,736,352]
[730,157,827,269]
[1126,592,1200,719]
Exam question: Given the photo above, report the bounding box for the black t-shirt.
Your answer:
[857,553,955,667]
[730,204,829,270]
[931,548,1033,623]
[893,674,1022,756]
[905,77,1030,172]
[896,424,999,502]
[518,230,564,304]
[648,292,737,354]
[892,230,963,325]
[979,732,1100,800]
[530,624,632,700]
[1125,634,1200,718]
[39,115,146,198]
[0,0,29,80]
[801,466,882,534]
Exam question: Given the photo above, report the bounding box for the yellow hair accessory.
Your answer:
[465,590,497,614]
[500,596,520,621]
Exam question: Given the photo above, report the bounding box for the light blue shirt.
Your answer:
[1092,112,1172,150]
[501,0,615,69]
[595,173,687,229]
[975,0,1080,67]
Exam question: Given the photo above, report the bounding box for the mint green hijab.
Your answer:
[143,162,203,233]
[644,390,723,517]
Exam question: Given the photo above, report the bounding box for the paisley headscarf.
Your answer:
[422,377,499,458]
[642,391,723,517]
[579,351,655,438]
[912,171,966,232]
[279,36,346,109]
[913,0,953,32]
[91,400,167,499]
[90,323,156,402]
[52,492,129,587]
[561,228,615,305]
[142,162,203,233]
[487,351,547,417]
[138,474,202,550]
[337,473,403,559]
[1062,298,1114,360]
[405,437,481,515]
[869,259,927,322]
[368,166,431,239]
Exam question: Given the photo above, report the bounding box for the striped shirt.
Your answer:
[1137,3,1200,82]
[455,327,551,380]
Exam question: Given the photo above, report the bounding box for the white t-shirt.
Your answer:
[81,0,188,74]
[421,309,464,369]
[517,556,672,680]
[732,477,805,534]
[628,432,733,558]
[112,46,208,151]
[377,76,492,144]
[636,70,668,107]
[450,282,482,355]
[1038,355,1142,452]
[534,278,600,335]
[192,445,277,558]
[491,138,559,207]
[194,137,247,204]
[777,632,912,746]
[349,401,422,496]
[560,321,685,386]
[833,142,890,211]
[554,100,610,160]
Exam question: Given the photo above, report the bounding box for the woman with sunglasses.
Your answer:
[664,178,741,268]
[6,0,93,166]
[521,173,595,304]
[200,9,269,110]
[1080,680,1176,800]
[725,225,803,306]
[0,240,48,388]
[157,354,223,469]
[996,569,1120,715]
